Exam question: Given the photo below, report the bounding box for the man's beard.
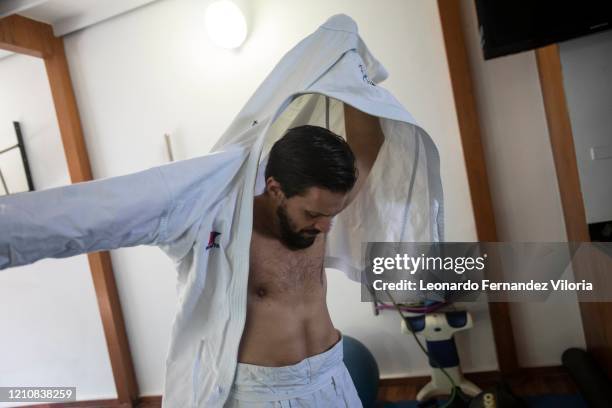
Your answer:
[276,204,319,250]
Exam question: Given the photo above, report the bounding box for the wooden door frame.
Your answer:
[436,0,519,374]
[0,15,139,406]
[535,45,612,377]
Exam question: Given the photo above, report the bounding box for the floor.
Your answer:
[376,366,581,406]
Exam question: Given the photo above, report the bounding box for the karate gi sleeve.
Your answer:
[0,146,248,270]
[0,166,171,270]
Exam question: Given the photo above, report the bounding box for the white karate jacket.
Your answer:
[0,15,444,407]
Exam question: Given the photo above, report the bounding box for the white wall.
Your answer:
[0,55,116,405]
[459,1,586,367]
[559,30,612,225]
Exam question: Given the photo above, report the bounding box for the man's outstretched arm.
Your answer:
[0,166,171,270]
[0,147,247,270]
[343,103,385,206]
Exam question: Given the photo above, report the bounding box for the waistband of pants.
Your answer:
[229,332,344,402]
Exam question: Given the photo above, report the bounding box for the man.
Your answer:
[227,103,384,407]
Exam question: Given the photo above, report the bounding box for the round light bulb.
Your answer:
[205,0,248,49]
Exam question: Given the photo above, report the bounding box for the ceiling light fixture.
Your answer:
[205,0,248,49]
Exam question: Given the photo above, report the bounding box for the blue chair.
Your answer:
[343,335,380,408]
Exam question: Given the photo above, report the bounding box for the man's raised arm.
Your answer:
[343,103,385,206]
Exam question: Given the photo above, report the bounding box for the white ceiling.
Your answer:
[0,0,159,36]
[14,0,110,23]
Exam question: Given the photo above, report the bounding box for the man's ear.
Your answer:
[265,177,285,202]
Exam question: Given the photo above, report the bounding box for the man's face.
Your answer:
[276,187,348,250]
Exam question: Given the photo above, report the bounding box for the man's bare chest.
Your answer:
[248,231,326,299]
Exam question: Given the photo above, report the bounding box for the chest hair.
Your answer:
[249,231,326,296]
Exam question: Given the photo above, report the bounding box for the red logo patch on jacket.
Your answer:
[206,231,221,250]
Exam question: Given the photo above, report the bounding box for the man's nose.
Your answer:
[314,217,333,233]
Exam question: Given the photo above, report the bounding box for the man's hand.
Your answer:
[343,103,385,207]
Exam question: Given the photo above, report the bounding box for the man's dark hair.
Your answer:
[265,125,357,198]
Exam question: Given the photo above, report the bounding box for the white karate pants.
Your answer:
[225,336,363,407]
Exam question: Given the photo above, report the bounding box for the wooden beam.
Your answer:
[40,18,140,406]
[0,14,50,57]
[0,14,139,405]
[86,251,140,405]
[436,0,519,374]
[535,44,612,377]
[43,33,93,182]
[534,46,589,242]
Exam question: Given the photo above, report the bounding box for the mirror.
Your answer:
[0,121,35,195]
[0,50,70,196]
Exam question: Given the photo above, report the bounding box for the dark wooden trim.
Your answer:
[436,0,519,374]
[11,396,158,408]
[134,396,163,407]
[0,15,139,406]
[13,396,161,408]
[14,399,129,408]
[17,366,576,407]
[378,365,579,401]
[535,44,612,377]
[379,365,574,388]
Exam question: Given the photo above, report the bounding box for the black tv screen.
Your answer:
[475,1,612,60]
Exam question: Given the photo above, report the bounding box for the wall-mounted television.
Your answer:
[475,1,612,60]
